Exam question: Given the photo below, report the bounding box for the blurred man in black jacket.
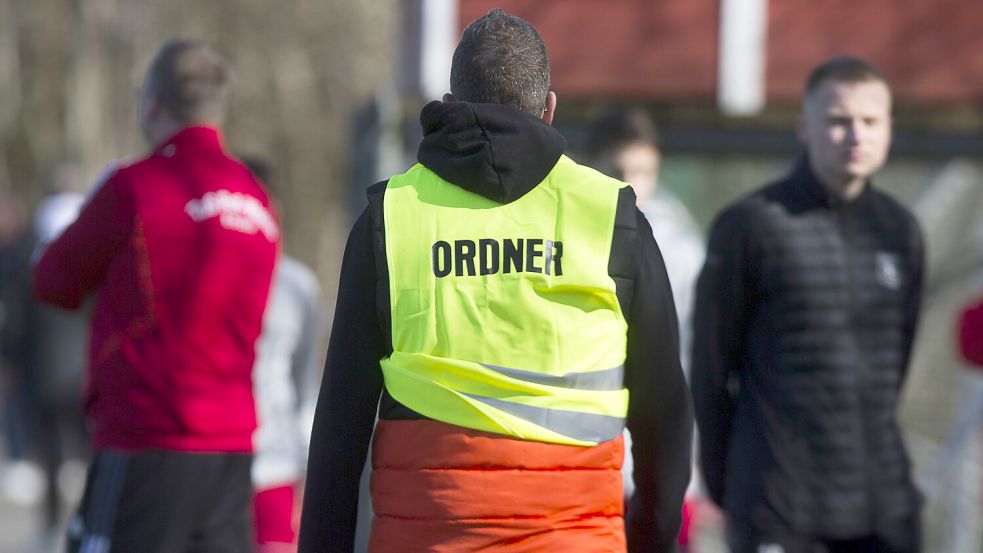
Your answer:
[691,56,924,553]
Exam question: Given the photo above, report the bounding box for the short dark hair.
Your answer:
[584,105,660,160]
[145,39,231,124]
[804,55,889,98]
[450,9,550,116]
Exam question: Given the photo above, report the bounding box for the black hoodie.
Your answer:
[298,101,693,553]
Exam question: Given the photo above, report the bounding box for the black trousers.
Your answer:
[67,449,254,553]
[728,519,921,553]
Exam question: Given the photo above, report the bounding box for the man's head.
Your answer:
[139,39,231,146]
[449,9,554,120]
[797,55,892,198]
[585,106,661,204]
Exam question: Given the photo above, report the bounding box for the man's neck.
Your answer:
[147,120,185,149]
[824,177,866,201]
[810,163,867,201]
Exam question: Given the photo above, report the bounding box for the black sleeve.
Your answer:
[624,207,694,553]
[689,205,753,507]
[900,212,924,383]
[298,208,386,553]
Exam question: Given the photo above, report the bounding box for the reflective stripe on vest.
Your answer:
[381,155,630,446]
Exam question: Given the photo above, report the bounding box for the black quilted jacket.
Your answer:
[691,159,924,539]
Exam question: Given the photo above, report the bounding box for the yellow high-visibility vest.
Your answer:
[381,155,629,446]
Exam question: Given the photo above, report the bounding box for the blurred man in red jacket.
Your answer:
[34,39,279,553]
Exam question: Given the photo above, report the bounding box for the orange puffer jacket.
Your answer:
[369,419,626,552]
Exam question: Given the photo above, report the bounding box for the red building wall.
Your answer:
[459,0,719,101]
[459,0,983,106]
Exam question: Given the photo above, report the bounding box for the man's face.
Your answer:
[614,142,660,205]
[798,79,892,188]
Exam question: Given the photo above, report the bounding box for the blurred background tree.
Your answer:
[0,0,396,307]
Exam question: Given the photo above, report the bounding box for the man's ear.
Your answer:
[442,93,456,103]
[144,93,162,122]
[542,90,557,125]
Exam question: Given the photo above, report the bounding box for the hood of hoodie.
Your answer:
[416,100,567,204]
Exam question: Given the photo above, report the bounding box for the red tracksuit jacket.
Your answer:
[961,295,983,369]
[34,126,279,452]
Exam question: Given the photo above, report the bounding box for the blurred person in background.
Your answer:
[691,55,924,553]
[34,39,279,553]
[243,156,322,553]
[0,191,44,505]
[25,161,92,545]
[300,9,692,553]
[953,271,983,530]
[32,162,89,260]
[956,272,983,375]
[914,273,983,553]
[584,105,707,551]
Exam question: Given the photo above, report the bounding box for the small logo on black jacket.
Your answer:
[875,252,902,290]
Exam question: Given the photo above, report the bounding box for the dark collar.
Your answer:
[793,155,873,209]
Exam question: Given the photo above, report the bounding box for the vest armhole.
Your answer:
[609,187,638,320]
[366,180,429,422]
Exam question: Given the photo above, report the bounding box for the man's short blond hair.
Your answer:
[146,39,231,125]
